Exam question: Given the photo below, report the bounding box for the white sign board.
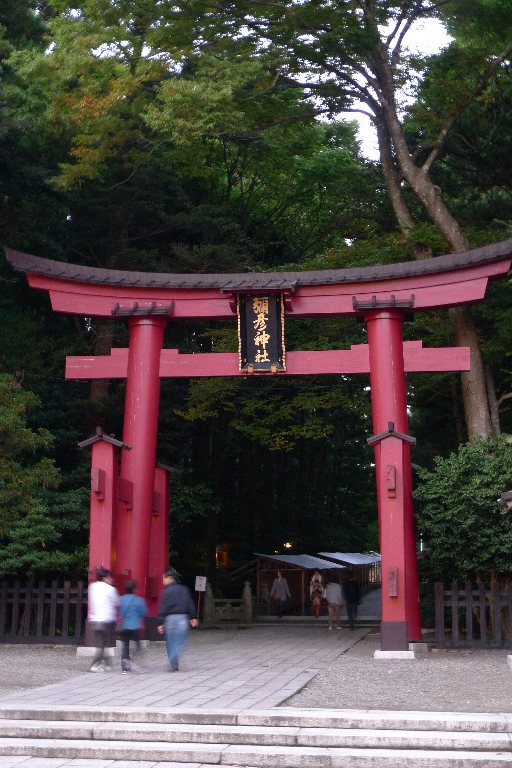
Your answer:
[195,576,207,592]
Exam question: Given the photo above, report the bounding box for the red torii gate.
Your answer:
[5,241,512,651]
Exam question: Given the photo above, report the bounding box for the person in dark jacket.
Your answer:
[157,570,198,671]
[342,571,361,629]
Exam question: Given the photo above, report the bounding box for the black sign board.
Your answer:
[238,294,286,372]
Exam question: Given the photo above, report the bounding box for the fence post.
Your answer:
[493,581,502,645]
[508,583,512,645]
[465,581,473,644]
[36,580,45,639]
[11,581,20,637]
[23,581,33,637]
[202,582,215,625]
[434,582,445,648]
[0,582,6,636]
[451,581,459,644]
[242,581,253,623]
[75,581,85,640]
[478,582,487,643]
[62,581,71,639]
[49,579,58,638]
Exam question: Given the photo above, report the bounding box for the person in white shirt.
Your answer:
[88,567,119,671]
[325,580,343,630]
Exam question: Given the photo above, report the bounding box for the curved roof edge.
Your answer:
[5,239,512,291]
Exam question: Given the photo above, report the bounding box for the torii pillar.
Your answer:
[365,308,420,650]
[115,316,167,596]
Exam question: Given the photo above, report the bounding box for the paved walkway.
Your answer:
[0,626,368,711]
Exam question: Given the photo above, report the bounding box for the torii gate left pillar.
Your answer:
[365,308,420,650]
[115,316,167,596]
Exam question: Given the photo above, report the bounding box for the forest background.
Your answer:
[1,0,512,607]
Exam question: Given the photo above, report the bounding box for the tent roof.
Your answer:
[318,552,381,565]
[255,553,345,570]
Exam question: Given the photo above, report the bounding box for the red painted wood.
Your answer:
[116,318,166,597]
[26,258,510,318]
[146,467,170,618]
[66,342,470,379]
[88,441,118,579]
[366,309,421,642]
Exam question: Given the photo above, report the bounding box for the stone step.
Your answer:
[0,705,509,733]
[1,737,512,767]
[0,718,511,751]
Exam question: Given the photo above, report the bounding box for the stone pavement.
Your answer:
[1,626,512,767]
[0,626,368,711]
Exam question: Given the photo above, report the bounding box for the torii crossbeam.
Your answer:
[5,240,512,651]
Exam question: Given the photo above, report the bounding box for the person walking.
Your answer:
[342,570,361,629]
[309,570,324,617]
[325,579,343,630]
[157,570,198,672]
[118,579,147,674]
[87,567,119,672]
[270,569,291,617]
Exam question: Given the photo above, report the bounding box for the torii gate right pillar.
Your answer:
[365,309,421,650]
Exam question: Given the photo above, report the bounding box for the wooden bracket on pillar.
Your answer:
[388,567,398,597]
[224,288,295,316]
[283,291,294,312]
[386,464,396,497]
[118,477,133,509]
[368,421,416,447]
[352,293,416,320]
[227,293,237,314]
[111,301,175,317]
[91,468,106,499]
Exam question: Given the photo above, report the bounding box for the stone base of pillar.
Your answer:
[374,649,415,659]
[380,620,409,650]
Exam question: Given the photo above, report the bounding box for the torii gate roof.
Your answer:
[5,239,512,318]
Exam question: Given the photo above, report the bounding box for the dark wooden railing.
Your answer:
[0,580,87,644]
[435,581,512,648]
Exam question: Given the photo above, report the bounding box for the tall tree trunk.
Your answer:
[450,375,466,444]
[485,365,501,436]
[376,59,494,439]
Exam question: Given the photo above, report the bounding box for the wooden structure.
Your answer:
[435,581,512,649]
[5,240,512,650]
[0,580,87,645]
[256,553,346,615]
[318,552,381,593]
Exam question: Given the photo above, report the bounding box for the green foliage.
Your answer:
[0,374,75,577]
[0,374,60,531]
[414,436,512,582]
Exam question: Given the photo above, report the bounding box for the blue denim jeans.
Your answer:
[164,613,189,669]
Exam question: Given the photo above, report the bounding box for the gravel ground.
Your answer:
[1,632,511,712]
[0,644,82,695]
[286,631,512,712]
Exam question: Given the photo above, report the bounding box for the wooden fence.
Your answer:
[0,580,87,644]
[435,581,512,648]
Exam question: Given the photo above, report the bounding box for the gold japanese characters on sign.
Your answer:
[237,294,286,372]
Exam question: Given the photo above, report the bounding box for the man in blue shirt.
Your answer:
[157,570,198,672]
[118,579,147,673]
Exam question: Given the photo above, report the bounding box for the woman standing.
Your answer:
[270,570,291,617]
